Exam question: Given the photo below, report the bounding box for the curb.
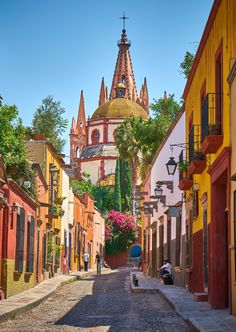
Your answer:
[129,273,201,332]
[0,271,97,324]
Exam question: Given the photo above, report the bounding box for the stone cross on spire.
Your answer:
[120,12,129,31]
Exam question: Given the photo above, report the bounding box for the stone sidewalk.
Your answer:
[0,269,99,323]
[130,271,236,332]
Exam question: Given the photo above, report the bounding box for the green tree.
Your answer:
[115,117,144,213]
[179,51,195,79]
[150,92,181,120]
[0,101,35,196]
[31,96,68,153]
[113,159,122,211]
[71,173,114,214]
[120,159,132,212]
[92,185,114,214]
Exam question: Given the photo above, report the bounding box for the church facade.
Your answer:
[70,28,149,184]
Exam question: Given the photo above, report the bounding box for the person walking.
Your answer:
[95,251,102,276]
[83,251,89,271]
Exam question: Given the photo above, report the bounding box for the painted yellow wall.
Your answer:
[2,260,35,297]
[185,0,236,234]
[45,143,63,237]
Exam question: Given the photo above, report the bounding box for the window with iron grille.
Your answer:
[15,208,25,272]
[26,216,35,273]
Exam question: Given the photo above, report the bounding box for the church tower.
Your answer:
[69,90,86,165]
[70,22,149,183]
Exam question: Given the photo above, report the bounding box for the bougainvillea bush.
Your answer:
[105,210,138,256]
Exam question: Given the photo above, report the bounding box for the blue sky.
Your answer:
[0,0,213,159]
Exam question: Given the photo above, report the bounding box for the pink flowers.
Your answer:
[105,211,138,255]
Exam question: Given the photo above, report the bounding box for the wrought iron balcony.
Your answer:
[201,93,223,154]
[188,125,206,175]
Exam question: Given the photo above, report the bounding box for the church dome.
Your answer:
[91,98,148,119]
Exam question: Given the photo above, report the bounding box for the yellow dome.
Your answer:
[91,98,148,119]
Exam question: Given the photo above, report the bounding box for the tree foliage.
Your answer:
[0,101,35,196]
[31,96,68,153]
[150,92,181,120]
[70,173,113,214]
[113,159,122,211]
[179,51,195,79]
[120,159,132,213]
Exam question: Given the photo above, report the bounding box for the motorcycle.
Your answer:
[161,271,173,285]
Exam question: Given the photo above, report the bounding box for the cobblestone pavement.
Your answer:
[0,269,190,332]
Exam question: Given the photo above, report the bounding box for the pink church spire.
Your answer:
[109,28,138,101]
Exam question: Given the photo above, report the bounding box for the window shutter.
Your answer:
[16,208,25,272]
[26,217,35,273]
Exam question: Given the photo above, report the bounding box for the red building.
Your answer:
[0,156,38,298]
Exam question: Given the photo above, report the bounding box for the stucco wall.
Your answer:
[107,123,119,142]
[81,160,101,183]
[104,159,116,176]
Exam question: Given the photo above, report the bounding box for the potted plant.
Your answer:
[188,150,206,175]
[178,160,189,173]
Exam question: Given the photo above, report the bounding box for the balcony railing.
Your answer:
[201,93,222,142]
[188,125,201,163]
[179,150,184,182]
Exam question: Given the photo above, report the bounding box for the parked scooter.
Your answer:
[159,259,173,285]
[161,271,173,285]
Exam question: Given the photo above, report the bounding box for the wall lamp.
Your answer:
[166,144,188,176]
[11,202,18,213]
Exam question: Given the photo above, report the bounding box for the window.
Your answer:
[26,216,35,273]
[15,208,25,272]
[91,129,100,144]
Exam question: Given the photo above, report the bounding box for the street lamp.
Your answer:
[154,184,163,197]
[166,156,178,176]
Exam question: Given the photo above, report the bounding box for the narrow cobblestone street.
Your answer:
[0,269,189,332]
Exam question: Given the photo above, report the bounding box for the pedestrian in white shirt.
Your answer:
[83,252,89,271]
[160,259,172,278]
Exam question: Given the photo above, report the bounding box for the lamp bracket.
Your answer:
[156,181,173,193]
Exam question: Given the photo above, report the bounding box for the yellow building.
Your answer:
[25,138,65,277]
[182,0,236,311]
